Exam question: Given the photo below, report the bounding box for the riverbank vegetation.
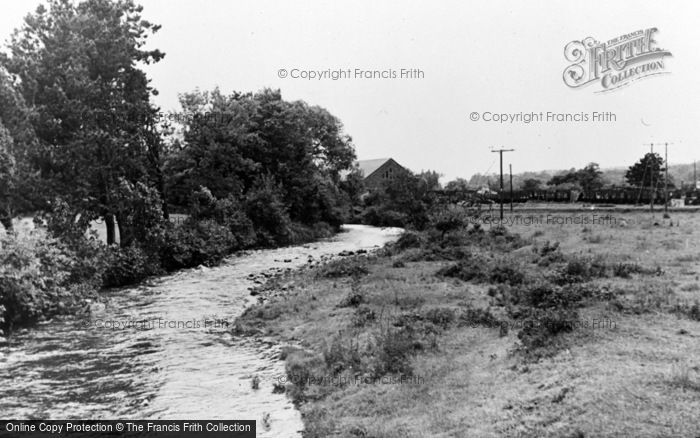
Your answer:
[235,208,700,437]
[0,0,358,334]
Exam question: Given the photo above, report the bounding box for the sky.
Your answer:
[1,0,699,181]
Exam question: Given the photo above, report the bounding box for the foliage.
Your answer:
[163,88,355,230]
[160,219,237,271]
[547,163,605,192]
[318,257,369,279]
[521,178,543,191]
[244,175,292,246]
[626,152,673,188]
[1,0,166,245]
[102,244,162,288]
[189,186,256,249]
[362,171,436,229]
[0,230,96,332]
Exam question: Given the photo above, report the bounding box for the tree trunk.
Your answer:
[116,214,133,248]
[105,214,116,245]
[0,213,13,233]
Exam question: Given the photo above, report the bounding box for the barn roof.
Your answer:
[339,158,405,180]
[356,158,393,178]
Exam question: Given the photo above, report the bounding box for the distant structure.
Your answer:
[351,158,407,190]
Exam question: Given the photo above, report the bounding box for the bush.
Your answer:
[517,306,578,351]
[436,257,488,283]
[489,261,525,285]
[352,305,376,327]
[160,219,237,271]
[245,176,292,246]
[423,307,456,329]
[318,257,369,279]
[190,188,257,249]
[0,231,95,333]
[371,323,419,377]
[394,231,424,251]
[554,256,608,284]
[338,284,366,308]
[458,305,503,331]
[102,244,162,288]
[429,206,469,237]
[361,206,408,228]
[437,256,525,286]
[324,335,362,374]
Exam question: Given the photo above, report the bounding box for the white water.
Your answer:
[0,225,401,437]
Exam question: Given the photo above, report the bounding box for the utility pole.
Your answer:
[643,142,654,212]
[694,161,697,190]
[491,148,514,220]
[509,164,513,212]
[664,142,670,213]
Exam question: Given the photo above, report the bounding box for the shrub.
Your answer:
[0,231,95,333]
[102,244,162,288]
[436,257,488,283]
[318,257,369,279]
[458,305,501,328]
[245,176,292,246]
[394,231,424,251]
[437,256,525,286]
[423,307,456,329]
[361,206,408,228]
[554,256,608,284]
[324,335,362,374]
[338,284,366,308]
[160,219,237,271]
[370,323,419,377]
[285,350,325,402]
[429,206,468,237]
[489,261,525,285]
[352,305,376,327]
[517,306,578,351]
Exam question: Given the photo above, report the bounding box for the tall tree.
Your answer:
[165,88,356,226]
[1,0,165,245]
[0,69,38,231]
[577,162,604,192]
[626,153,672,189]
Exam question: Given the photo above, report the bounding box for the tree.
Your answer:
[444,178,470,191]
[419,170,442,191]
[547,168,579,188]
[363,171,436,229]
[546,163,604,192]
[521,178,542,192]
[165,88,356,228]
[1,0,165,245]
[626,153,672,189]
[0,125,17,231]
[0,69,38,232]
[577,163,604,192]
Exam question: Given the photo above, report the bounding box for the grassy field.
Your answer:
[235,210,700,438]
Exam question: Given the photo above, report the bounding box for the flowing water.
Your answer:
[0,225,401,437]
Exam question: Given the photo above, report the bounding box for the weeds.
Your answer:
[317,257,370,279]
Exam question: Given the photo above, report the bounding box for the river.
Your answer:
[0,225,401,437]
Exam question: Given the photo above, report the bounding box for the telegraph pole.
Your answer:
[491,148,514,220]
[664,142,670,213]
[643,142,654,212]
[509,164,514,212]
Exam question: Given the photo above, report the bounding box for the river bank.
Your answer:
[235,212,700,437]
[0,225,401,436]
[0,213,341,335]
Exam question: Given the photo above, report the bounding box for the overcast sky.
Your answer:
[2,0,699,181]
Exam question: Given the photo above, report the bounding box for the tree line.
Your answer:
[0,0,365,333]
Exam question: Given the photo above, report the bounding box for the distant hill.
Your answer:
[465,162,698,190]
